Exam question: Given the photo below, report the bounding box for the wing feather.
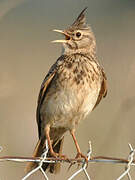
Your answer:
[36,55,66,138]
[36,71,56,138]
[93,68,107,110]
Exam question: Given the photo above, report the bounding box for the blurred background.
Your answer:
[0,0,135,179]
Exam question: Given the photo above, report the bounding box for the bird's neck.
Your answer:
[63,46,96,58]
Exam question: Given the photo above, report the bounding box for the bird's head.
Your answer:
[52,8,96,56]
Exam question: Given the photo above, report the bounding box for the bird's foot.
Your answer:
[68,152,88,171]
[50,151,68,161]
[59,154,69,161]
[50,151,59,158]
[75,152,88,168]
[75,152,88,161]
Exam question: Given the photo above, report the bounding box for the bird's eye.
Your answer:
[76,32,81,38]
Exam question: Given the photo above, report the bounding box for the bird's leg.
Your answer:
[70,129,88,163]
[45,125,59,158]
[45,125,68,160]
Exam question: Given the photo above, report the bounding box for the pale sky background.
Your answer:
[0,0,135,180]
[0,0,27,21]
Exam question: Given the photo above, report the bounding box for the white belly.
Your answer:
[41,83,100,130]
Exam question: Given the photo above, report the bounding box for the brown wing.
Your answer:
[93,68,107,110]
[36,71,56,138]
[36,55,67,138]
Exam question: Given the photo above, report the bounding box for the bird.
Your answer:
[26,7,107,174]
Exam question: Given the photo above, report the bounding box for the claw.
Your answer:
[75,152,88,161]
[60,154,68,160]
[75,152,88,168]
[50,151,68,161]
[50,151,59,158]
[67,161,76,171]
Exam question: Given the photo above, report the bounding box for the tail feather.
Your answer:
[44,137,64,173]
[25,137,64,174]
[25,139,44,173]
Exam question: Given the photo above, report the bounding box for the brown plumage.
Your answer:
[26,8,107,174]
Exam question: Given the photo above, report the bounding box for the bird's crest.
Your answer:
[71,7,88,30]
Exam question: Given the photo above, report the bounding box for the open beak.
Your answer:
[52,29,70,43]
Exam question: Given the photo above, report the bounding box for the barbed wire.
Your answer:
[0,142,135,180]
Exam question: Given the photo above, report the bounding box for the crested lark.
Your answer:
[26,7,107,173]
